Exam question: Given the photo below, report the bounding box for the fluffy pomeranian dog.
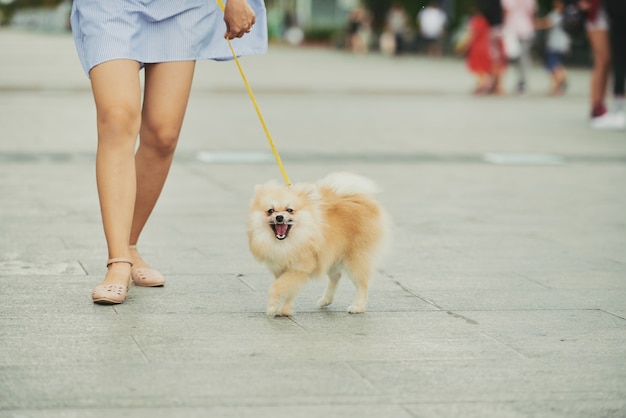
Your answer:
[247,172,390,317]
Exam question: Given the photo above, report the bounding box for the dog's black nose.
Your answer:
[275,215,284,223]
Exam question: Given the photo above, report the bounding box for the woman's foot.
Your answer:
[92,258,133,304]
[591,103,607,118]
[129,245,166,287]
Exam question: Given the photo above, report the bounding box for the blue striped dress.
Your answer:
[70,0,268,76]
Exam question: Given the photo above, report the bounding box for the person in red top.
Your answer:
[460,8,499,94]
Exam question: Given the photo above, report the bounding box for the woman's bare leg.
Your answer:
[89,60,142,285]
[129,61,196,269]
[587,28,611,114]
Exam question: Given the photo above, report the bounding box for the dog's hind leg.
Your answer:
[345,257,372,314]
[267,270,309,317]
[317,266,342,308]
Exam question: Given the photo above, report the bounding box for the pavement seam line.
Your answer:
[236,274,256,291]
[390,277,479,325]
[480,332,528,359]
[131,335,150,363]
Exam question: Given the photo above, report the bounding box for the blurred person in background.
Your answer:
[346,5,373,54]
[478,0,506,94]
[417,1,448,57]
[535,0,571,95]
[385,2,410,55]
[502,0,538,94]
[580,0,611,125]
[592,0,626,129]
[456,7,496,94]
[282,8,303,46]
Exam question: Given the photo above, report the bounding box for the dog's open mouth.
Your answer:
[270,222,293,240]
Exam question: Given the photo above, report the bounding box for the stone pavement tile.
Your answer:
[0,404,416,418]
[118,287,263,315]
[0,251,85,276]
[409,287,626,311]
[389,272,547,291]
[462,309,626,360]
[132,313,513,364]
[487,325,626,361]
[290,311,476,335]
[0,312,301,339]
[0,275,116,315]
[130,331,512,364]
[0,335,148,367]
[0,362,378,410]
[464,308,626,331]
[349,358,626,403]
[404,400,626,418]
[519,268,626,290]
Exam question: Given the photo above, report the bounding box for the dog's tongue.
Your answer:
[275,223,288,236]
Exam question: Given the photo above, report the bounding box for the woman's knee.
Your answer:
[97,104,141,142]
[140,123,180,157]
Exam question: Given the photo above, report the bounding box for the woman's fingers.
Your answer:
[224,0,256,39]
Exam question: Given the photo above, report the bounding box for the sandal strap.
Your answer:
[107,257,134,268]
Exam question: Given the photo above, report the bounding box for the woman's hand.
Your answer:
[224,0,256,39]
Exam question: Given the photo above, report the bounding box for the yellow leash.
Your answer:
[216,0,291,187]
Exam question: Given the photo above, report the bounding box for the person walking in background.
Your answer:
[386,3,410,55]
[457,7,496,94]
[417,1,448,57]
[70,0,266,304]
[580,0,611,125]
[502,0,538,94]
[477,0,506,94]
[535,0,571,95]
[346,5,373,54]
[593,0,626,129]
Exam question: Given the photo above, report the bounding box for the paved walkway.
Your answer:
[1,29,625,418]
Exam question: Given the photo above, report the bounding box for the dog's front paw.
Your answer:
[267,303,293,317]
[317,296,333,308]
[266,304,281,317]
[347,304,366,314]
[266,292,283,317]
[276,308,293,317]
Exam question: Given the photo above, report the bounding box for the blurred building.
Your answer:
[266,0,356,42]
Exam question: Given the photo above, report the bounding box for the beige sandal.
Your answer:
[91,258,133,304]
[129,245,165,287]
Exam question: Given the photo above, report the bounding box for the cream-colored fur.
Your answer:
[247,172,391,317]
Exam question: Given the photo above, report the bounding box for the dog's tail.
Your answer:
[317,172,380,196]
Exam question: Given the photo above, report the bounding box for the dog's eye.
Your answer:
[267,209,274,215]
[286,208,294,213]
